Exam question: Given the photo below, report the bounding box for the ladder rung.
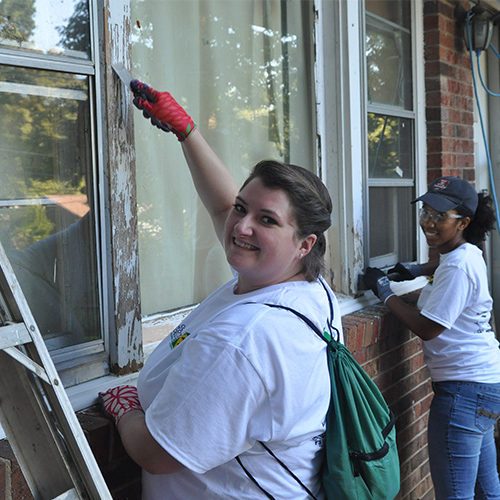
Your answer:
[0,322,32,350]
[52,488,80,500]
[3,346,50,384]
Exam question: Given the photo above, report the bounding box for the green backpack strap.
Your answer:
[238,277,400,500]
[263,276,340,344]
[236,278,338,499]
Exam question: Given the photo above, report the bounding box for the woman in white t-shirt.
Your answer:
[364,176,500,499]
[99,81,342,499]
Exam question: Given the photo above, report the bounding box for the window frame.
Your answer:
[314,0,427,303]
[0,0,115,385]
[138,0,430,349]
[365,7,415,268]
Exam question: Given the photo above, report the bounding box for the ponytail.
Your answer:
[458,191,496,246]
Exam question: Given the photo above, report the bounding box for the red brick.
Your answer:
[425,76,442,92]
[10,461,33,499]
[448,108,462,123]
[426,122,444,139]
[401,458,431,496]
[400,445,429,481]
[341,318,359,352]
[455,95,473,111]
[462,154,475,168]
[0,459,7,499]
[427,137,443,152]
[438,32,455,50]
[436,0,456,19]
[399,425,430,459]
[348,311,381,347]
[424,60,443,78]
[400,460,431,499]
[460,110,474,125]
[397,410,429,445]
[426,153,444,168]
[423,14,439,32]
[411,475,435,500]
[423,1,439,16]
[424,29,441,46]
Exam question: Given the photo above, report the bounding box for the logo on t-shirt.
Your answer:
[313,433,325,447]
[169,323,190,349]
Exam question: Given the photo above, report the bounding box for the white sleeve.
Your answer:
[420,265,475,329]
[144,334,269,474]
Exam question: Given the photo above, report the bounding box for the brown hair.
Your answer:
[241,160,332,281]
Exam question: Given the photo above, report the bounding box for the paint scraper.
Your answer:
[111,63,134,90]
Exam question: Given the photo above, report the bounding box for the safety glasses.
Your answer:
[418,207,463,223]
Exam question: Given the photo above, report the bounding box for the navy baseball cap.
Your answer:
[412,176,478,214]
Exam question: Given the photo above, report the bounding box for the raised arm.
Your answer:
[181,131,238,242]
[130,80,238,243]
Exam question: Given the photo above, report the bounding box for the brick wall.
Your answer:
[343,297,434,500]
[424,0,476,183]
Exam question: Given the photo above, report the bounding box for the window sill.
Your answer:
[337,276,427,315]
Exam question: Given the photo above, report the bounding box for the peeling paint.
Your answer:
[111,358,143,376]
[103,0,143,374]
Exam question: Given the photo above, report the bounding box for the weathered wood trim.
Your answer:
[102,0,143,374]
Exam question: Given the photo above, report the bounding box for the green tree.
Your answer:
[0,0,35,46]
[56,0,89,54]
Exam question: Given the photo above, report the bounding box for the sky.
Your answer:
[32,0,78,53]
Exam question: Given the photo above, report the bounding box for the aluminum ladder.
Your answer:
[0,241,112,499]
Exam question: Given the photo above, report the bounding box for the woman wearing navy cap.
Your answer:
[364,176,500,499]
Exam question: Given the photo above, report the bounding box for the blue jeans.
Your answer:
[428,381,500,500]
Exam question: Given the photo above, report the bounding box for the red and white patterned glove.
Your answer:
[98,385,143,425]
[130,80,196,141]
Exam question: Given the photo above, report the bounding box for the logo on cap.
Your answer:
[433,179,450,191]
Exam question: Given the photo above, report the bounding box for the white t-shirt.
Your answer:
[418,243,500,383]
[137,277,342,500]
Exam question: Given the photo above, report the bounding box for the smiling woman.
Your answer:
[224,178,309,295]
[363,176,500,499]
[224,160,331,294]
[417,204,468,255]
[99,82,342,499]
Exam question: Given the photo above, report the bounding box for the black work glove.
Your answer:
[387,262,425,282]
[363,267,395,303]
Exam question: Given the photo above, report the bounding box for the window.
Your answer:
[0,1,107,383]
[365,0,417,268]
[131,0,316,318]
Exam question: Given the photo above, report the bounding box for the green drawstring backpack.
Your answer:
[238,279,400,500]
[322,340,400,499]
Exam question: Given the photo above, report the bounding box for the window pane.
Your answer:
[366,15,412,109]
[366,0,411,29]
[0,65,101,349]
[365,0,416,268]
[369,187,416,266]
[0,0,90,59]
[132,0,315,315]
[368,113,413,179]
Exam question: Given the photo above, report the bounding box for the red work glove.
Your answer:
[130,80,196,141]
[98,385,142,425]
